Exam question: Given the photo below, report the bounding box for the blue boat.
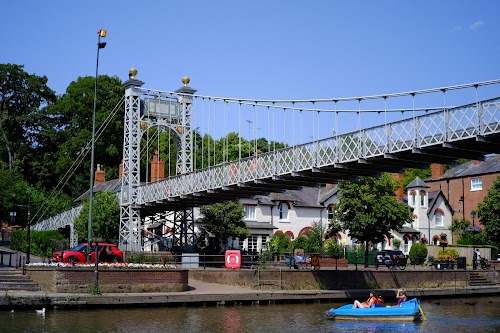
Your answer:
[326,298,422,322]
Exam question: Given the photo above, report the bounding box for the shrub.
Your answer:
[409,242,428,265]
[323,239,342,258]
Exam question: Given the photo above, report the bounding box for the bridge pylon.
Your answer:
[119,69,197,252]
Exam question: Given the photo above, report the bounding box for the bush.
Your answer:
[409,242,428,265]
[323,239,341,258]
[11,230,65,257]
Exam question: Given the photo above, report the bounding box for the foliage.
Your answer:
[10,229,65,257]
[408,242,428,265]
[323,238,342,257]
[477,176,500,246]
[0,64,56,171]
[393,238,401,250]
[269,232,292,254]
[201,201,249,249]
[290,222,323,254]
[331,174,413,266]
[435,248,459,261]
[74,192,120,243]
[450,217,470,242]
[402,168,431,188]
[36,75,124,199]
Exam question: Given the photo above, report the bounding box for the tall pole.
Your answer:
[470,210,476,270]
[26,206,31,264]
[87,29,106,261]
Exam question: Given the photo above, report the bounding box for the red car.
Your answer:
[53,243,123,263]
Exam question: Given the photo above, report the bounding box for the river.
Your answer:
[1,297,499,332]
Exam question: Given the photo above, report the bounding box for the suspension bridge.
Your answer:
[33,69,500,251]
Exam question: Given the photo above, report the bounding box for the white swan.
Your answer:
[36,308,46,315]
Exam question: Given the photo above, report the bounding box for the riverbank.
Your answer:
[2,278,500,310]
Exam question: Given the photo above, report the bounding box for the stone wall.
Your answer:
[189,269,470,290]
[27,268,188,293]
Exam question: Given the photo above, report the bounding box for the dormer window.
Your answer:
[279,202,290,221]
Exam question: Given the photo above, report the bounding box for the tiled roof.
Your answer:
[259,185,338,208]
[406,176,429,189]
[428,154,500,181]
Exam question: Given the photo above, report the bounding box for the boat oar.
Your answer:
[418,304,427,320]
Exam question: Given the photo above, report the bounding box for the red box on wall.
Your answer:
[225,250,241,269]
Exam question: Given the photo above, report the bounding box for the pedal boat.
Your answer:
[326,298,422,322]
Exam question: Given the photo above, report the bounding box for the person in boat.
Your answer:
[353,291,383,308]
[396,288,407,305]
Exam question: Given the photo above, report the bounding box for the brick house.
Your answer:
[426,155,500,227]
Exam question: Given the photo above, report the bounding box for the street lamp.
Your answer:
[87,29,107,262]
[470,210,476,270]
[17,204,31,264]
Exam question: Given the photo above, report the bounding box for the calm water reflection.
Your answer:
[2,297,499,333]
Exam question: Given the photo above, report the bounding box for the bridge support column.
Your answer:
[119,69,144,252]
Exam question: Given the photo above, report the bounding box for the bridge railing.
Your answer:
[138,97,500,204]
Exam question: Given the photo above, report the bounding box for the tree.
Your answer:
[33,75,124,198]
[330,173,413,267]
[477,176,500,245]
[269,232,291,254]
[74,192,120,243]
[0,64,56,170]
[201,201,249,253]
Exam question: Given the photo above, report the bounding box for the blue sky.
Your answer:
[3,1,500,141]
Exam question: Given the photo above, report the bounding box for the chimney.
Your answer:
[94,164,105,185]
[473,160,480,165]
[151,150,165,182]
[325,183,334,188]
[392,173,404,201]
[119,160,123,179]
[431,163,444,179]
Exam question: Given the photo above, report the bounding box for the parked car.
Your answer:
[52,243,123,263]
[496,253,500,261]
[376,250,407,269]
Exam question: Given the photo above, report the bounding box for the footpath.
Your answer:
[1,247,499,310]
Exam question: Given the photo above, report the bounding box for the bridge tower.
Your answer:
[119,70,197,251]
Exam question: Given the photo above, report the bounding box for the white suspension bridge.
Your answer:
[33,70,500,252]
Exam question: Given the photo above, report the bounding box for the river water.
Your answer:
[2,297,499,333]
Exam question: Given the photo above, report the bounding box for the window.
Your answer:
[410,192,416,206]
[419,191,426,207]
[247,236,258,253]
[471,178,482,191]
[327,204,335,221]
[435,210,443,227]
[403,237,409,254]
[243,205,256,220]
[279,202,289,221]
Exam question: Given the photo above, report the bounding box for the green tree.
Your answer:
[477,176,500,245]
[201,201,249,252]
[74,192,120,243]
[450,217,470,244]
[33,75,124,199]
[331,173,413,267]
[0,64,56,170]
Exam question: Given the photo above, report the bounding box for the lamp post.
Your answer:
[470,210,476,270]
[87,29,107,262]
[17,204,31,264]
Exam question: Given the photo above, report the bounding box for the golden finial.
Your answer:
[129,68,138,79]
[182,76,190,86]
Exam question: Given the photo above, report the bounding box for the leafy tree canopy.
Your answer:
[201,201,249,241]
[330,173,413,265]
[74,192,120,243]
[0,64,56,170]
[477,176,500,245]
